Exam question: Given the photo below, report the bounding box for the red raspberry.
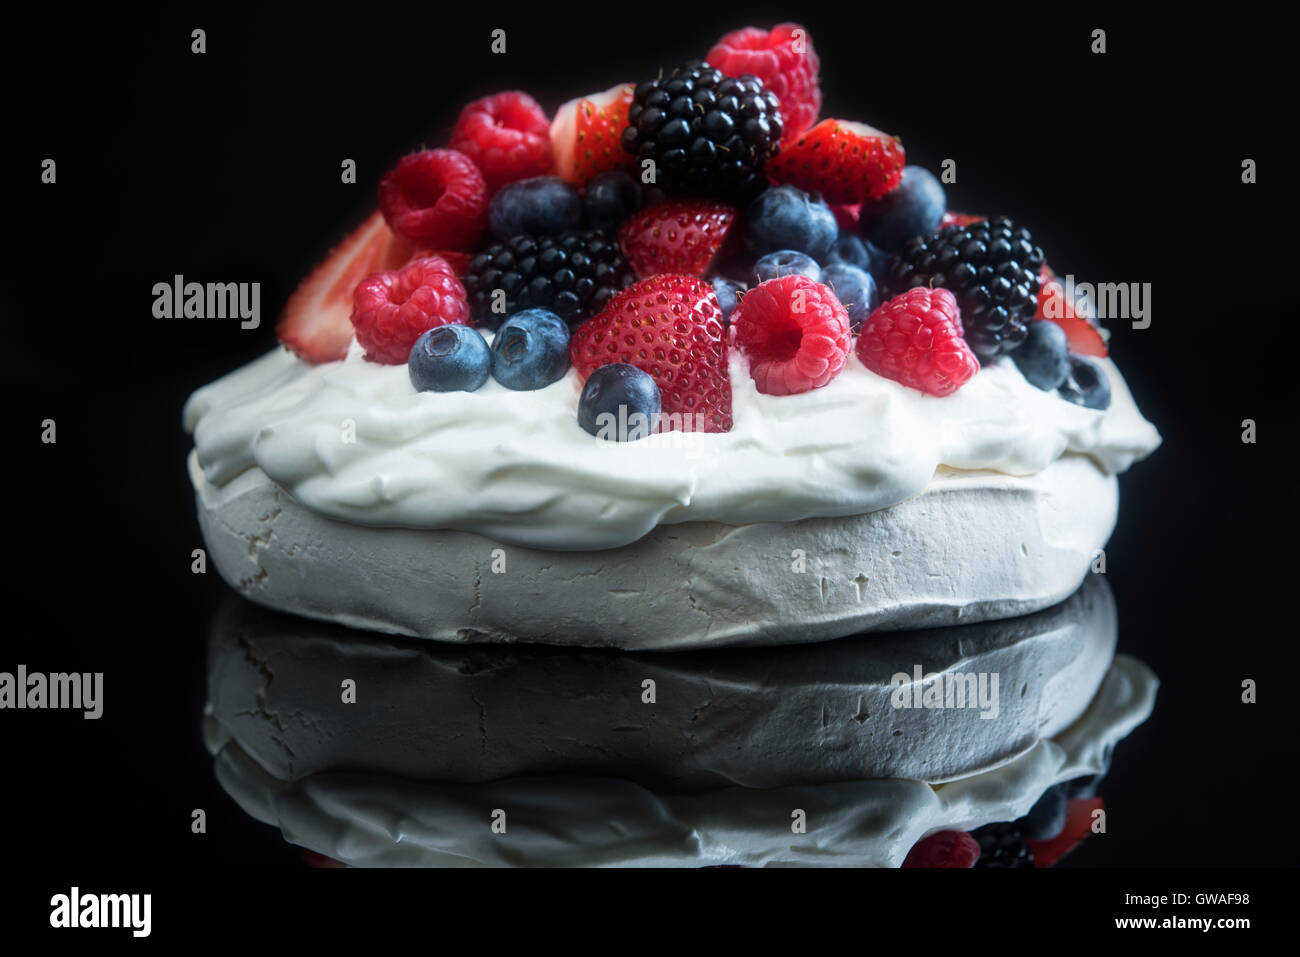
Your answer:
[570,275,731,432]
[350,256,470,364]
[450,92,554,192]
[856,288,979,396]
[902,830,981,868]
[731,275,851,395]
[378,149,488,251]
[707,23,821,145]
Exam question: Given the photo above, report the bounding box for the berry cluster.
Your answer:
[884,216,1044,360]
[902,778,1111,868]
[275,20,1118,435]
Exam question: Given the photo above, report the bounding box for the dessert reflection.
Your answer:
[203,576,1155,867]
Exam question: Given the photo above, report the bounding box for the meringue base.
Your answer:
[189,450,1116,650]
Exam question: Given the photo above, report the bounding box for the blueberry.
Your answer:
[488,176,583,241]
[1015,784,1070,841]
[859,166,947,253]
[711,276,746,323]
[641,184,668,207]
[818,263,879,333]
[578,363,661,440]
[863,239,892,287]
[827,232,873,271]
[743,184,838,261]
[1058,355,1112,410]
[408,324,491,393]
[753,249,821,285]
[583,171,644,233]
[1013,320,1071,391]
[490,309,571,390]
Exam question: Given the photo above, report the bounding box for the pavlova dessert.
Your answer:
[184,23,1160,649]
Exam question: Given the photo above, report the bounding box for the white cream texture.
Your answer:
[184,338,1160,551]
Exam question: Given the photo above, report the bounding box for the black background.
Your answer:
[3,0,1295,895]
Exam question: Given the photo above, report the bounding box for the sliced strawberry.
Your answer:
[1036,264,1108,357]
[1026,796,1105,868]
[551,83,635,187]
[766,119,905,205]
[617,200,737,279]
[940,211,986,229]
[276,211,410,364]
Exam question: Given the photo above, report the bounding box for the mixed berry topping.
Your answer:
[271,20,1125,435]
[902,787,1110,869]
[884,216,1045,360]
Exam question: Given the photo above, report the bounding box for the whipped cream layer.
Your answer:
[184,340,1160,551]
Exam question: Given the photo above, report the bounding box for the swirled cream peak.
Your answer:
[183,338,1160,550]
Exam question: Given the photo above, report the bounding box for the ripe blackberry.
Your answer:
[884,216,1045,360]
[970,822,1035,868]
[622,60,783,204]
[463,229,635,330]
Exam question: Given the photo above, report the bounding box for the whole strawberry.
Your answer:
[617,200,737,279]
[351,256,470,364]
[856,287,979,396]
[732,275,852,395]
[707,23,821,145]
[570,275,731,432]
